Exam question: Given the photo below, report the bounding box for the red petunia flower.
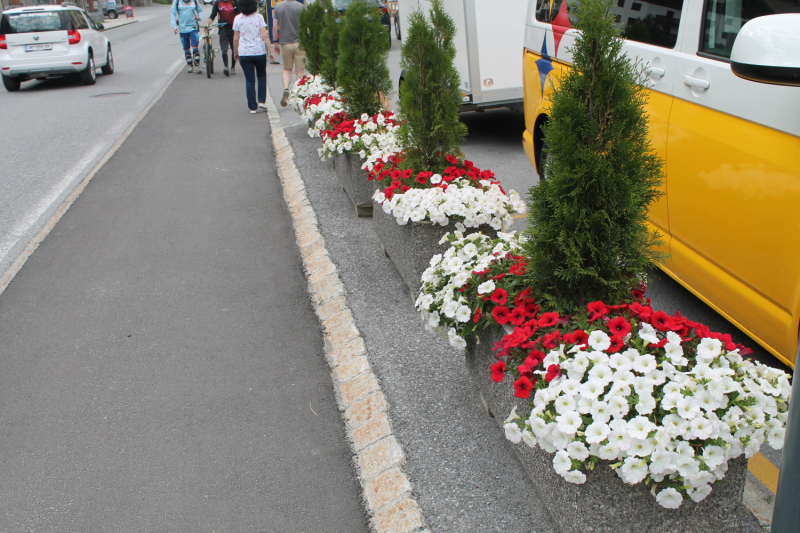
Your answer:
[545,364,561,383]
[391,169,402,180]
[400,185,410,193]
[445,154,459,165]
[473,307,482,323]
[490,360,506,383]
[509,306,528,326]
[416,174,427,185]
[607,335,625,354]
[587,300,609,322]
[628,302,653,320]
[572,329,589,347]
[514,376,533,399]
[490,288,508,305]
[606,316,632,337]
[538,312,560,328]
[650,310,676,332]
[402,168,413,179]
[492,306,511,325]
[542,330,562,350]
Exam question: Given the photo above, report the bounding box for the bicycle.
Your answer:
[197,22,224,79]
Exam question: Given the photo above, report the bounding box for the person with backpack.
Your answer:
[206,0,239,76]
[232,0,272,113]
[172,0,204,74]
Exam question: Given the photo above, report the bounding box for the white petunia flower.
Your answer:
[477,280,495,294]
[564,470,587,484]
[504,422,523,444]
[627,416,656,440]
[588,330,611,351]
[553,450,572,475]
[585,421,611,444]
[656,488,683,509]
[556,411,583,435]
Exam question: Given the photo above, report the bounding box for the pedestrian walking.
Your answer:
[233,0,272,113]
[206,0,239,76]
[172,0,204,74]
[271,0,305,107]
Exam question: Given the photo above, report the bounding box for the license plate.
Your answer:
[25,43,52,52]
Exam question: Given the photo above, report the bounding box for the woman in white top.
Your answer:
[232,0,272,113]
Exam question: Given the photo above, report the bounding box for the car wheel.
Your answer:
[394,15,401,40]
[536,139,552,180]
[80,53,97,85]
[108,10,117,19]
[2,74,20,92]
[101,46,114,75]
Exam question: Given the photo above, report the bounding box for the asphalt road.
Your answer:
[0,6,181,278]
[0,34,368,532]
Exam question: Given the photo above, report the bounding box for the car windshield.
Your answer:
[0,10,69,33]
[333,0,384,8]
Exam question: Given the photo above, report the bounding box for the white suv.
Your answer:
[0,2,114,91]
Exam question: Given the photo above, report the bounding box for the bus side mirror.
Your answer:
[730,14,800,87]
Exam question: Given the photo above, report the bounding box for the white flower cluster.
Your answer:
[303,90,344,137]
[318,113,402,168]
[416,231,526,349]
[374,178,526,231]
[503,329,791,509]
[288,75,331,115]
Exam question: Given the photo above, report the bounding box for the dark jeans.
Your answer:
[239,54,267,111]
[218,26,236,68]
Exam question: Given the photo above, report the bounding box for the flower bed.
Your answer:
[419,232,790,528]
[319,111,402,171]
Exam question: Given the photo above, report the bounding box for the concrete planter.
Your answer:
[464,329,747,533]
[333,153,377,217]
[373,202,496,299]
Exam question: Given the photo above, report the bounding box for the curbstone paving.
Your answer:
[264,94,427,533]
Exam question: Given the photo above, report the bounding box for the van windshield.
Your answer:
[0,10,70,33]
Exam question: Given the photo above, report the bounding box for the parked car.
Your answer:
[0,2,114,91]
[332,0,391,40]
[522,0,800,366]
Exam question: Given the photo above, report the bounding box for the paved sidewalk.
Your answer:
[0,66,368,530]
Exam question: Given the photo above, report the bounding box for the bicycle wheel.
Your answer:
[208,41,214,78]
[209,50,214,75]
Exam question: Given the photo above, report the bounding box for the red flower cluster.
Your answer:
[319,110,399,142]
[368,152,504,200]
[487,291,753,400]
[304,93,330,110]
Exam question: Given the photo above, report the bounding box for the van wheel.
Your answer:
[101,46,114,75]
[2,75,20,92]
[80,53,97,85]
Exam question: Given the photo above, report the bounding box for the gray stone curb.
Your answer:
[264,94,430,533]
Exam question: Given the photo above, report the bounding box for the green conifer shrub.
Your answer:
[298,1,326,76]
[523,0,665,314]
[397,0,466,173]
[336,0,391,117]
[319,0,343,87]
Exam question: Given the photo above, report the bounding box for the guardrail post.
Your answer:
[771,340,800,532]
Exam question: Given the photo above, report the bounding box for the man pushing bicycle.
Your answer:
[206,0,239,76]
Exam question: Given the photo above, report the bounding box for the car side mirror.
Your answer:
[730,14,800,87]
[96,23,105,30]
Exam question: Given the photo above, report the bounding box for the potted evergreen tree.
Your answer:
[371,0,524,298]
[331,0,392,216]
[297,0,327,129]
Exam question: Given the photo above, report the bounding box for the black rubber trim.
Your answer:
[731,61,800,86]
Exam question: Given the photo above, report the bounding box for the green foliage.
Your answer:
[397,0,466,173]
[336,0,392,117]
[523,0,665,313]
[319,0,343,87]
[298,1,326,76]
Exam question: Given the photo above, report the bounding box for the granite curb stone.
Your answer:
[264,94,428,533]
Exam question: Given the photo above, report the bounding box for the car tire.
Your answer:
[394,15,401,40]
[80,53,97,85]
[101,46,114,75]
[108,10,117,19]
[536,138,551,180]
[2,74,20,92]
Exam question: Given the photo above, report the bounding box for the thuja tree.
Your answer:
[397,0,466,173]
[337,0,392,117]
[522,0,665,314]
[298,0,326,76]
[319,0,343,87]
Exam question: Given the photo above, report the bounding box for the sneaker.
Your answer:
[223,68,230,77]
[230,66,236,75]
[196,67,203,75]
[187,64,194,73]
[258,102,268,111]
[280,89,289,107]
[250,109,258,114]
